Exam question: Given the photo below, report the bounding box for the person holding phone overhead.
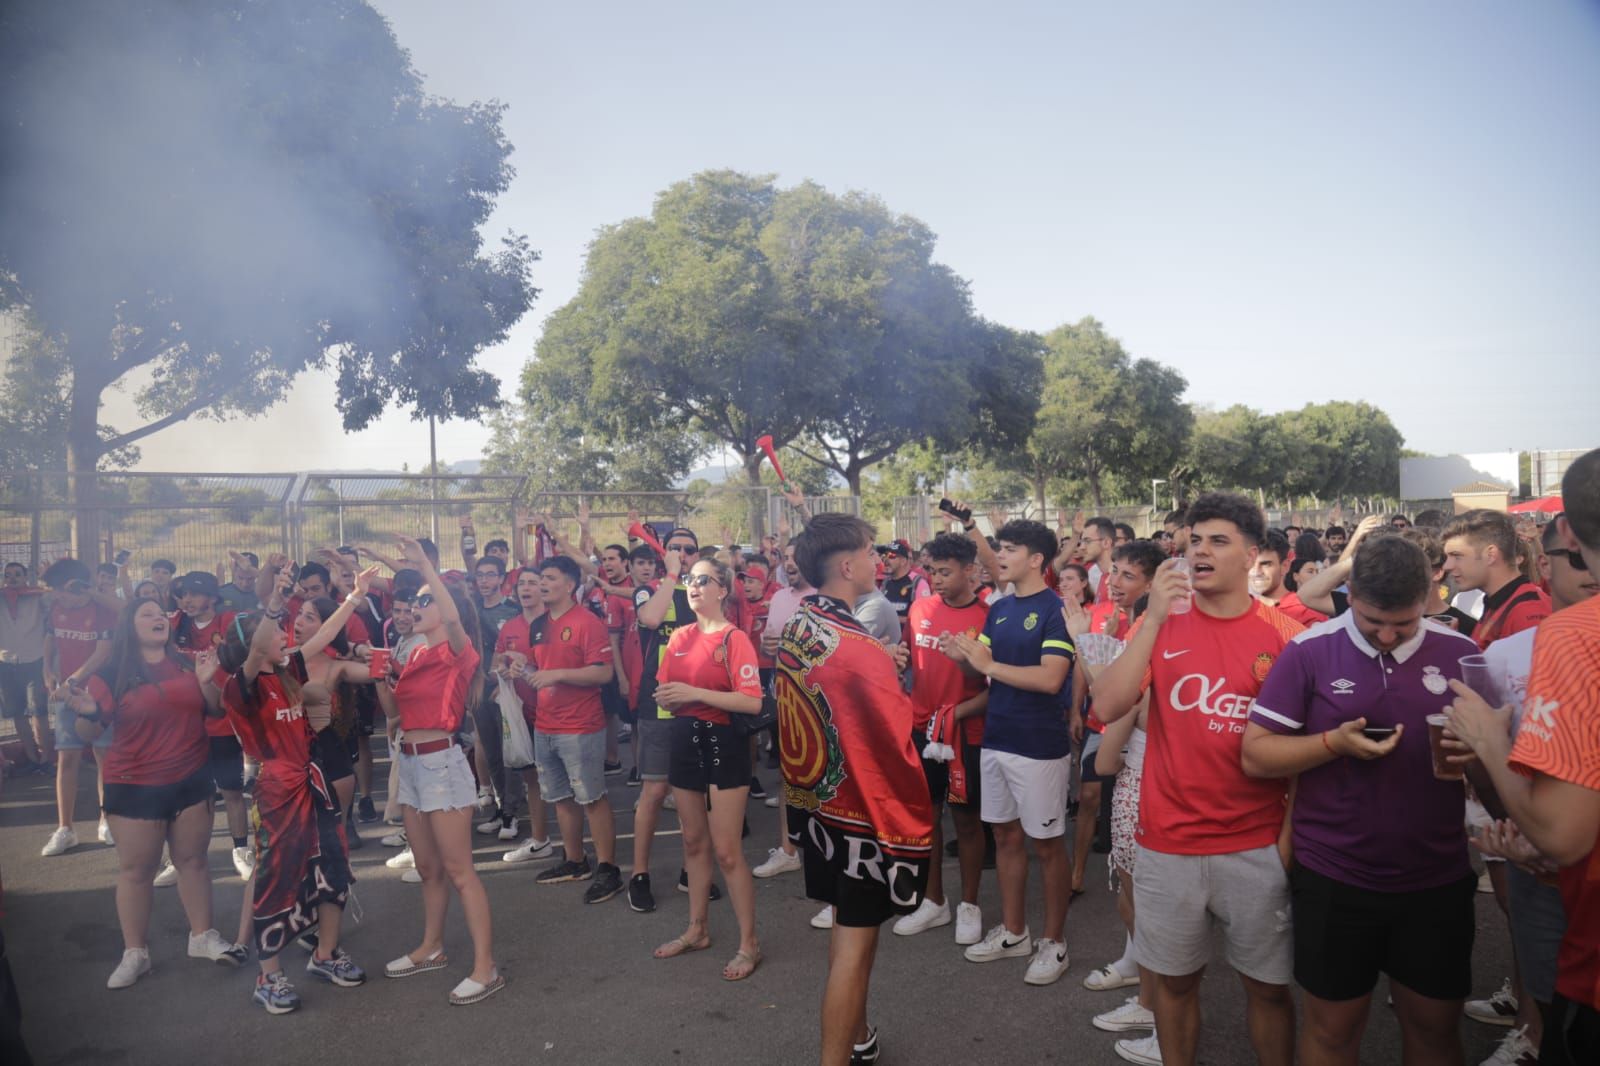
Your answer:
[649,555,764,981]
[1241,534,1481,1065]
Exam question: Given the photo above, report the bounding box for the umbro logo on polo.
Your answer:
[1331,678,1356,695]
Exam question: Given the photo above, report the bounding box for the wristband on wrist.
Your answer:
[1321,730,1336,756]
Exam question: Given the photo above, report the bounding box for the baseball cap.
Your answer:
[175,571,220,598]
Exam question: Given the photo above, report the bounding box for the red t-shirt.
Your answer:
[532,604,613,734]
[90,657,208,786]
[657,623,761,726]
[1274,592,1329,627]
[1135,599,1304,854]
[1088,599,1134,639]
[50,601,116,678]
[220,654,314,779]
[907,594,989,743]
[1472,578,1552,651]
[1509,598,1600,1009]
[494,612,542,723]
[743,594,773,668]
[170,610,237,737]
[393,638,481,733]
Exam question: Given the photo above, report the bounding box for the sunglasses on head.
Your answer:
[1547,549,1589,572]
[686,573,721,588]
[414,593,436,609]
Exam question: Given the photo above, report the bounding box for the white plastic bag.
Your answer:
[497,677,535,769]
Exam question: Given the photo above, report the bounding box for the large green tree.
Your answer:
[1276,400,1404,499]
[1005,318,1191,510]
[0,1,535,551]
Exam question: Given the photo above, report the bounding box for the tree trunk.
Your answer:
[846,463,863,498]
[1088,468,1105,511]
[741,450,767,539]
[1032,474,1047,516]
[66,379,104,562]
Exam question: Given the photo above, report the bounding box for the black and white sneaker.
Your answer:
[628,873,656,913]
[749,776,767,799]
[625,767,641,787]
[583,863,624,904]
[535,857,593,884]
[851,1026,880,1064]
[603,760,624,778]
[677,868,721,901]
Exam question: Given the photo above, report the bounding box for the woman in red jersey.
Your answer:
[64,598,245,990]
[650,557,764,981]
[376,536,500,1004]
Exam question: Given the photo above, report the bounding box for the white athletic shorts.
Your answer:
[979,748,1070,839]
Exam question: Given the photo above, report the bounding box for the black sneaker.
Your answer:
[535,857,593,884]
[851,1026,880,1064]
[584,863,624,904]
[749,776,767,799]
[765,748,779,770]
[626,767,641,787]
[677,868,722,901]
[603,760,624,778]
[628,872,656,913]
[944,838,960,858]
[356,797,380,823]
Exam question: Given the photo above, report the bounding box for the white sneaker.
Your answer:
[1085,960,1142,991]
[475,815,504,835]
[502,838,554,863]
[1095,995,1156,1032]
[752,847,802,878]
[187,928,246,965]
[476,786,495,813]
[98,816,114,845]
[497,816,519,841]
[231,846,255,880]
[763,795,780,808]
[41,825,78,857]
[381,829,407,848]
[1024,938,1070,985]
[107,947,151,989]
[892,897,951,936]
[955,902,983,945]
[1115,1032,1164,1065]
[964,924,1032,963]
[152,861,179,887]
[661,792,676,811]
[386,847,416,869]
[810,905,834,930]
[401,868,422,884]
[1480,1025,1537,1066]
[1465,978,1519,1026]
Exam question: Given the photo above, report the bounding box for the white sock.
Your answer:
[1112,934,1138,977]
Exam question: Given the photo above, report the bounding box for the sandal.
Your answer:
[653,933,711,959]
[449,969,504,1005]
[722,948,761,981]
[384,948,447,978]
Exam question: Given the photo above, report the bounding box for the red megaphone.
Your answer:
[628,522,667,558]
[756,434,788,487]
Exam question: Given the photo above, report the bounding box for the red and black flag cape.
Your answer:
[776,594,932,919]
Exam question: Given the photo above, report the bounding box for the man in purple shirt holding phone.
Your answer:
[1241,533,1482,1065]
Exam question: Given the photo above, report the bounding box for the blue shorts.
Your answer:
[396,743,477,813]
[53,698,114,752]
[533,730,607,806]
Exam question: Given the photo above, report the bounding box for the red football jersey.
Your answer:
[1135,600,1303,855]
[1509,597,1600,1009]
[906,594,989,743]
[89,658,208,787]
[657,623,761,726]
[49,600,116,678]
[220,655,315,782]
[494,611,543,723]
[171,610,236,737]
[532,603,613,734]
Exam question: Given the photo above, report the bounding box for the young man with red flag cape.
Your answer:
[776,513,933,1066]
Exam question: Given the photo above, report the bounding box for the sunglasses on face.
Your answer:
[686,573,721,588]
[1547,549,1589,572]
[64,579,90,594]
[414,593,436,609]
[667,543,698,555]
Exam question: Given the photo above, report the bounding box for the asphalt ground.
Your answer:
[1,744,1515,1066]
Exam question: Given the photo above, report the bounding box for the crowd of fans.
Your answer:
[1,453,1598,1066]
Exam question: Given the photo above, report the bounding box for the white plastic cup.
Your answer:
[1168,557,1193,615]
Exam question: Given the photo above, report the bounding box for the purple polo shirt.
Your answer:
[1250,611,1478,892]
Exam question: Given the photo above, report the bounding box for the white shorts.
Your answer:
[979,748,1070,838]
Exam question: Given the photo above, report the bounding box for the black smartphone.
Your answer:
[1361,725,1396,741]
[286,563,301,583]
[113,548,132,566]
[938,497,972,523]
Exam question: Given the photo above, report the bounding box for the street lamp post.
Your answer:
[1151,479,1167,511]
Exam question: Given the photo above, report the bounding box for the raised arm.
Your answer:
[300,566,380,660]
[1296,514,1384,615]
[398,535,468,655]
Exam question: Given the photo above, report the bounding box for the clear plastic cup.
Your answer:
[1168,557,1193,615]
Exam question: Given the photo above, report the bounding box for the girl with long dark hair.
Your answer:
[211,569,376,1014]
[291,596,372,823]
[62,597,246,989]
[375,536,499,1005]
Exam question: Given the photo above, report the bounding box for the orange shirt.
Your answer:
[1509,597,1600,1009]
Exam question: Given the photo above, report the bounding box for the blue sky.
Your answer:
[123,0,1600,474]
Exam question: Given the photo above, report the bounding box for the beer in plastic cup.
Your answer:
[1168,558,1193,615]
[1426,713,1463,781]
[367,647,391,679]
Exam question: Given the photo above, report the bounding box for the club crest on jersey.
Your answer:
[712,642,727,664]
[1421,666,1449,695]
[1251,652,1275,683]
[1023,612,1038,631]
[561,626,572,642]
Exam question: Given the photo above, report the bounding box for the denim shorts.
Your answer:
[53,697,114,752]
[395,743,478,813]
[533,730,607,805]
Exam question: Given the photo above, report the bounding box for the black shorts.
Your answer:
[353,688,377,737]
[666,716,750,793]
[0,659,46,719]
[799,812,928,928]
[1543,994,1600,1066]
[104,766,213,822]
[1079,730,1114,785]
[1291,864,1476,1001]
[601,680,626,721]
[208,735,245,792]
[314,727,355,784]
